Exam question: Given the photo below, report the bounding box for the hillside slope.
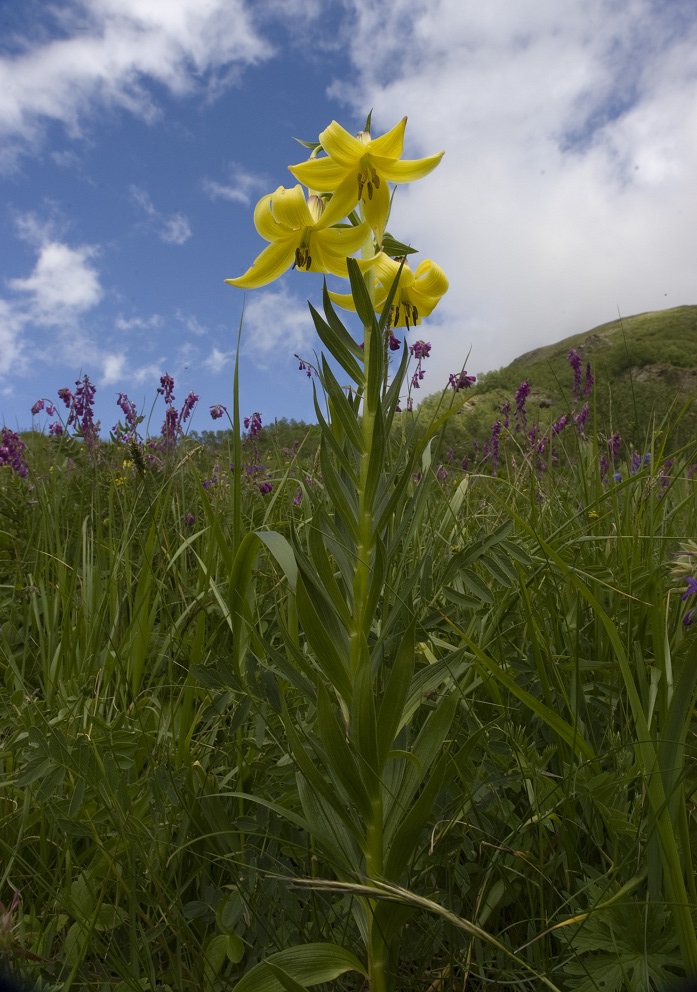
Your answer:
[418,305,697,454]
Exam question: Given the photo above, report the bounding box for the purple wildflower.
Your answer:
[410,340,431,361]
[293,489,303,506]
[574,403,589,434]
[244,412,263,438]
[179,391,198,425]
[486,420,502,475]
[500,400,511,429]
[158,373,175,405]
[436,465,449,482]
[161,406,178,444]
[0,428,28,478]
[48,422,64,437]
[258,481,273,494]
[31,399,44,416]
[681,577,697,600]
[388,330,401,351]
[514,380,530,430]
[584,362,594,397]
[552,414,569,436]
[210,404,226,420]
[184,513,196,527]
[408,340,431,391]
[449,371,477,392]
[568,349,582,398]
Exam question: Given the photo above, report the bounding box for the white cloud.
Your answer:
[202,346,232,372]
[0,217,105,381]
[130,185,192,244]
[176,310,207,336]
[331,0,697,388]
[202,163,267,205]
[102,353,127,385]
[115,313,163,330]
[0,0,274,171]
[160,213,192,245]
[242,283,313,365]
[8,241,102,323]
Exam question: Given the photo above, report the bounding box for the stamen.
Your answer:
[372,170,380,189]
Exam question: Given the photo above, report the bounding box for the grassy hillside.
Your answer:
[417,304,697,458]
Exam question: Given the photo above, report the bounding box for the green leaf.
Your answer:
[296,574,352,701]
[231,943,367,992]
[381,234,419,256]
[376,620,416,764]
[316,682,372,818]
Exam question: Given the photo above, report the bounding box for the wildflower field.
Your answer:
[1,115,697,992]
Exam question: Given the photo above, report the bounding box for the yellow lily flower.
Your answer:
[289,118,444,245]
[329,254,449,329]
[225,185,371,289]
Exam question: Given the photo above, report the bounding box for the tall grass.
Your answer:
[0,321,696,991]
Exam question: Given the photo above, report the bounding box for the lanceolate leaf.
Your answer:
[231,943,367,992]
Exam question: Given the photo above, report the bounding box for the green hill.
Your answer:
[416,304,697,457]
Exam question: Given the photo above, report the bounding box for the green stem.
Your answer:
[350,234,378,681]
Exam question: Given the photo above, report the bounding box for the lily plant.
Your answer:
[222,115,552,992]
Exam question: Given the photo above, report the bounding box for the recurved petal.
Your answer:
[315,176,362,228]
[361,180,391,246]
[368,117,407,160]
[253,192,282,241]
[327,290,358,312]
[268,185,314,231]
[311,233,377,278]
[414,258,449,298]
[409,292,441,318]
[225,237,297,289]
[288,156,349,192]
[315,222,371,256]
[375,151,444,183]
[374,252,415,288]
[319,120,365,167]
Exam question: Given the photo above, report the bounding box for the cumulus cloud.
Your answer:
[0,217,104,380]
[130,185,192,245]
[332,0,697,387]
[202,346,233,373]
[241,283,313,365]
[8,241,103,322]
[102,353,127,385]
[202,163,267,205]
[0,0,274,171]
[115,313,163,331]
[176,310,207,336]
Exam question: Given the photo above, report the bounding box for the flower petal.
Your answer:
[225,238,297,289]
[316,176,363,228]
[253,192,283,242]
[368,117,406,160]
[361,180,391,246]
[374,253,416,289]
[310,227,376,277]
[414,259,449,298]
[288,156,349,192]
[319,120,364,167]
[269,185,313,230]
[327,290,358,311]
[315,222,371,256]
[375,152,444,184]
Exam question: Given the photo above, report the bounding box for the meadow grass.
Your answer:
[1,322,696,992]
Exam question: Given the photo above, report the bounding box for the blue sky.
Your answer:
[2,0,696,436]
